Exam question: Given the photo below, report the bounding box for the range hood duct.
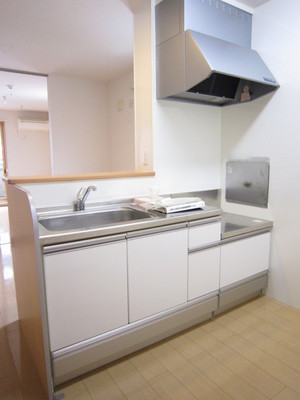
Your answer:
[156,0,279,106]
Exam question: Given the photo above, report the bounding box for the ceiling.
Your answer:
[0,71,48,112]
[0,0,271,112]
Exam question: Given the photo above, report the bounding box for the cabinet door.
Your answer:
[44,240,128,351]
[128,228,188,323]
[220,232,270,288]
[188,246,220,301]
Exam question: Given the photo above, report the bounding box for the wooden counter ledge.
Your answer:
[4,170,155,184]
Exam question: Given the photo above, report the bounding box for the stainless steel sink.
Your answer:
[39,207,153,231]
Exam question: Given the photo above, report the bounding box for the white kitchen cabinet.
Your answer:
[220,232,270,288]
[188,247,220,301]
[188,220,221,301]
[127,226,188,323]
[44,238,128,351]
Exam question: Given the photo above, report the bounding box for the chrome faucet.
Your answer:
[74,185,97,211]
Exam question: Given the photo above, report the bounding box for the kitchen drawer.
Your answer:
[189,221,221,250]
[188,246,220,301]
[220,232,270,288]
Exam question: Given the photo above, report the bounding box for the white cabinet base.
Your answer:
[52,295,218,385]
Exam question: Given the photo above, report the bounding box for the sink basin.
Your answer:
[39,207,153,232]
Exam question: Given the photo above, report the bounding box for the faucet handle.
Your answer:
[74,185,97,211]
[77,187,87,201]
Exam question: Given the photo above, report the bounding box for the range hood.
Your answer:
[156,0,279,106]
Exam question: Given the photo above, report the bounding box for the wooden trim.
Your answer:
[4,170,155,184]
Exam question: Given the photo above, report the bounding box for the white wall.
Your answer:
[221,0,300,308]
[48,74,110,174]
[107,70,135,172]
[153,100,221,194]
[22,0,221,207]
[48,72,137,174]
[0,110,51,177]
[23,91,221,205]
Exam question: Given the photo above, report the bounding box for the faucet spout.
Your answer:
[74,185,97,211]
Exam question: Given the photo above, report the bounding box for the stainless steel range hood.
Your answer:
[156,0,279,106]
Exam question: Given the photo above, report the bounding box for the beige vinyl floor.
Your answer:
[1,241,300,400]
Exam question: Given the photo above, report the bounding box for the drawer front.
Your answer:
[188,247,220,301]
[189,221,221,249]
[128,228,188,323]
[220,232,270,288]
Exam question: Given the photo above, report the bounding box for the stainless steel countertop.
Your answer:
[38,199,273,247]
[221,212,273,240]
[38,204,222,246]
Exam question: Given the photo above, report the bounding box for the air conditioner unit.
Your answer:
[18,119,49,132]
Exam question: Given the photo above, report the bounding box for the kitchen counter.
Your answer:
[38,201,273,246]
[38,204,222,246]
[221,212,273,240]
[7,183,273,398]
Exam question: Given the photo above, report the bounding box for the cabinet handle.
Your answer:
[221,228,271,245]
[43,234,126,254]
[188,217,221,228]
[188,241,220,254]
[126,222,187,239]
